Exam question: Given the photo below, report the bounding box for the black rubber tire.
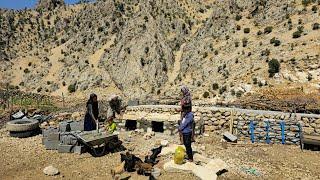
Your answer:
[9,128,40,138]
[6,118,39,132]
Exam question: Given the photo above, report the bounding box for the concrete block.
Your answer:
[47,133,60,141]
[223,132,237,142]
[58,144,75,153]
[42,127,59,137]
[70,121,84,131]
[43,138,59,150]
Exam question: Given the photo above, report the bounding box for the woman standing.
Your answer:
[178,86,195,143]
[84,93,99,131]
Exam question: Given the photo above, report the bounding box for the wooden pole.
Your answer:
[229,110,234,134]
[62,92,65,108]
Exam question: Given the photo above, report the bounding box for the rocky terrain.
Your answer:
[0,0,319,102]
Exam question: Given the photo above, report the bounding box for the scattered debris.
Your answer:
[240,167,260,176]
[161,140,169,147]
[11,110,25,119]
[43,165,59,176]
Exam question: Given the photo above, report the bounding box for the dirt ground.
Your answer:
[0,127,320,180]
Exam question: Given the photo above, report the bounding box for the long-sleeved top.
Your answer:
[178,112,194,134]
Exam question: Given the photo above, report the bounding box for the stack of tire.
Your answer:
[6,118,40,138]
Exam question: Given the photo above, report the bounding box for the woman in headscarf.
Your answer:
[178,86,195,143]
[84,93,99,131]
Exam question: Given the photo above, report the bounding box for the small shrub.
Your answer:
[145,47,149,54]
[97,27,103,32]
[60,38,66,44]
[37,87,42,93]
[212,83,219,90]
[253,77,258,84]
[47,81,51,85]
[268,59,280,77]
[24,68,30,73]
[244,28,250,34]
[312,23,319,30]
[302,0,312,7]
[62,81,66,86]
[264,26,273,34]
[214,50,219,55]
[236,91,243,97]
[203,52,208,58]
[68,84,76,93]
[235,14,242,21]
[236,25,241,31]
[270,37,281,46]
[312,5,318,13]
[242,38,248,47]
[28,62,32,66]
[219,86,227,94]
[257,30,263,35]
[203,91,210,98]
[307,73,313,81]
[235,41,239,47]
[292,31,302,38]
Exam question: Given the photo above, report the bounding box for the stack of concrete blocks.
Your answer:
[42,127,60,150]
[42,120,86,154]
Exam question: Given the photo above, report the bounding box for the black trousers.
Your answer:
[183,133,193,160]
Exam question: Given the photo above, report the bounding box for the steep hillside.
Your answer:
[0,0,319,103]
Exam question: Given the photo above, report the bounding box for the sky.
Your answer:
[0,0,83,10]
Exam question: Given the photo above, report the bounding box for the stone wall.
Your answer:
[119,105,320,145]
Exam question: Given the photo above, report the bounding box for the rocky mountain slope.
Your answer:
[0,0,319,102]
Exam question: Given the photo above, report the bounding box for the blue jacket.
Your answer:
[179,112,194,134]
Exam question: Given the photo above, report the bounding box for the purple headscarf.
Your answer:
[181,86,192,107]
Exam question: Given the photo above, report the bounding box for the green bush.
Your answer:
[264,26,273,34]
[253,77,258,84]
[219,86,227,95]
[312,5,318,13]
[212,83,219,90]
[24,68,30,73]
[242,38,248,47]
[292,31,302,38]
[236,25,241,31]
[68,84,76,93]
[235,14,242,21]
[312,23,319,30]
[302,0,312,7]
[257,30,263,35]
[37,87,42,93]
[270,37,281,46]
[244,28,250,34]
[268,59,280,77]
[203,91,210,98]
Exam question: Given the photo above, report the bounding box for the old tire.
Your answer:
[9,128,40,138]
[6,118,39,132]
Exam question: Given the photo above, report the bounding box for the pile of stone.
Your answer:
[42,120,86,154]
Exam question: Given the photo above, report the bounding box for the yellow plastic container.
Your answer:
[174,146,186,164]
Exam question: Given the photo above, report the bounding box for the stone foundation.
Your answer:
[119,105,320,145]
